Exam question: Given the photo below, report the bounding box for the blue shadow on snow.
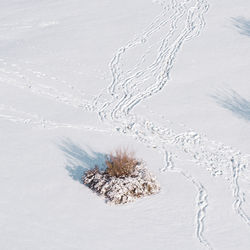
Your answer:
[231,17,250,37]
[59,139,107,183]
[211,89,250,122]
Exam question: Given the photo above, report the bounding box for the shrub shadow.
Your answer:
[211,89,250,121]
[59,139,107,183]
[231,17,250,37]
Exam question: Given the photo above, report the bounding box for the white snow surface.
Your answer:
[0,0,250,249]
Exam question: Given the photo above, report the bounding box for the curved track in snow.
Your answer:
[0,1,249,249]
[97,0,214,248]
[94,0,249,249]
[98,0,209,121]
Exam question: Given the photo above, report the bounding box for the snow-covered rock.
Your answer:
[83,164,160,204]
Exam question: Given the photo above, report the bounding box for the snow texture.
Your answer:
[1,0,250,249]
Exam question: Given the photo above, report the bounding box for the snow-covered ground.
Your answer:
[0,0,250,249]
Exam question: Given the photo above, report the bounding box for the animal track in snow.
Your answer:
[96,0,214,248]
[1,1,249,249]
[0,104,112,134]
[0,58,93,112]
[95,0,249,248]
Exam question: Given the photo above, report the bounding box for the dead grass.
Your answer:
[82,148,160,204]
[105,148,140,178]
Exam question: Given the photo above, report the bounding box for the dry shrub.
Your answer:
[82,148,160,204]
[105,149,139,178]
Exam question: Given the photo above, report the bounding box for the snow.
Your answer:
[0,0,250,249]
[83,162,160,204]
